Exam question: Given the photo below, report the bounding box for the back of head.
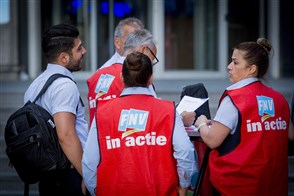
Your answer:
[114,17,144,38]
[234,38,272,79]
[124,29,156,54]
[122,51,153,87]
[42,23,79,62]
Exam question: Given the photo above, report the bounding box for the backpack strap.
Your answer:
[24,182,29,196]
[32,73,83,112]
[32,74,73,103]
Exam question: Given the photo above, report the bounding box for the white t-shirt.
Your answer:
[24,63,89,149]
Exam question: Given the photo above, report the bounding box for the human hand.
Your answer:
[195,115,211,128]
[181,111,196,127]
[178,186,187,196]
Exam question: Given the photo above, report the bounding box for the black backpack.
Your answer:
[4,74,71,185]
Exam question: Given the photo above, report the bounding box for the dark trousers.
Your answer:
[212,185,221,196]
[38,168,84,196]
[289,140,294,156]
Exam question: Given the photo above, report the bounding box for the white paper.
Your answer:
[176,95,209,114]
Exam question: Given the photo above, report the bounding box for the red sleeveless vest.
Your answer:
[96,94,178,196]
[87,64,124,125]
[210,81,289,196]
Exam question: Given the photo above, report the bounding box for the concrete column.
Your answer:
[52,0,61,24]
[268,0,280,79]
[194,0,205,70]
[90,0,98,71]
[218,0,228,77]
[152,0,164,78]
[27,0,41,79]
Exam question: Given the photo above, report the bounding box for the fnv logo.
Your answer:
[246,96,287,133]
[105,109,167,150]
[118,109,149,138]
[95,74,115,98]
[257,96,274,122]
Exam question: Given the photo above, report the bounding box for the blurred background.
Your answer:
[0,0,293,195]
[0,0,294,80]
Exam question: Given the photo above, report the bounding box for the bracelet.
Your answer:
[196,123,207,132]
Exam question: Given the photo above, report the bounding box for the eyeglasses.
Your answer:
[146,47,159,66]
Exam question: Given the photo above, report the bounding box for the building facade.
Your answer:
[0,0,293,81]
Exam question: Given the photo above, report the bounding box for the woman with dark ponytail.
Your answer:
[83,52,197,196]
[195,38,290,195]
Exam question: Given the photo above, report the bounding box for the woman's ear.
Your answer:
[249,64,257,76]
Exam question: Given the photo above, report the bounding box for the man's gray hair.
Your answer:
[124,29,156,53]
[114,17,144,38]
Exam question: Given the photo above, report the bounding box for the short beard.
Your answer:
[67,56,82,72]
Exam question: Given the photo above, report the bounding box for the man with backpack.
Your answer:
[24,23,88,195]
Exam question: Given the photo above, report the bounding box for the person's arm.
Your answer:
[50,79,84,175]
[178,187,188,196]
[173,112,197,189]
[195,115,231,149]
[54,112,83,175]
[82,120,99,196]
[194,96,237,149]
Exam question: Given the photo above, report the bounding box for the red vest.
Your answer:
[96,95,178,196]
[210,81,289,196]
[87,64,124,125]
